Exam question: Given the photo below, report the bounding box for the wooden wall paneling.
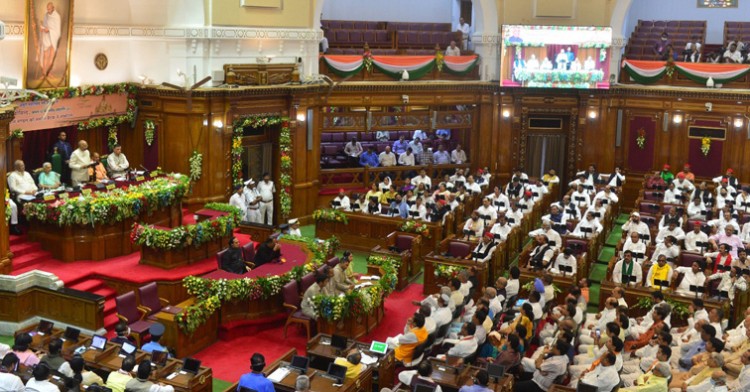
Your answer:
[497,95,515,179]
[116,120,145,169]
[0,108,13,273]
[476,95,494,175]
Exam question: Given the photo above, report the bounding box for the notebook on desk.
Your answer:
[267,367,291,383]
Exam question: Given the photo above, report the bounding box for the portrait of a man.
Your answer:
[24,0,74,89]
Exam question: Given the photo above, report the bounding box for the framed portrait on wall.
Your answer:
[23,0,75,89]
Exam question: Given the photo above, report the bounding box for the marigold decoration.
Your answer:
[107,127,119,151]
[9,129,24,140]
[189,150,203,182]
[435,51,445,72]
[131,203,242,250]
[231,115,292,219]
[363,50,373,73]
[399,220,431,238]
[144,120,156,146]
[701,137,711,156]
[665,63,675,78]
[312,209,348,224]
[636,128,646,149]
[23,174,189,226]
[174,236,345,333]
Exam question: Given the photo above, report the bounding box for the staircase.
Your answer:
[587,213,628,311]
[9,234,120,335]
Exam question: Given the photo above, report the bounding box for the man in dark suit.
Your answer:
[221,237,246,274]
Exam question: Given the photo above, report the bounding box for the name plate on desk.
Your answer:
[106,184,116,190]
[59,193,69,199]
[82,189,92,196]
[136,176,145,181]
[43,194,56,201]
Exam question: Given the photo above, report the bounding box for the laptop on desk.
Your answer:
[119,341,137,357]
[289,355,309,374]
[324,363,347,384]
[151,350,169,367]
[331,334,348,352]
[369,341,387,356]
[63,326,81,342]
[89,335,108,350]
[181,358,201,375]
[37,319,54,336]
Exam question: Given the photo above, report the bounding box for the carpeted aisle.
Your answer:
[194,282,424,383]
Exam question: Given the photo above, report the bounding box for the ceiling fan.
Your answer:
[161,75,212,110]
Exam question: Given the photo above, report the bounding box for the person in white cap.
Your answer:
[622,212,651,242]
[244,179,262,223]
[288,219,302,236]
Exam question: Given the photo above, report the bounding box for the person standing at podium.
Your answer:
[69,140,93,186]
[238,353,274,392]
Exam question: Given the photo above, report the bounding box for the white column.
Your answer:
[472,33,502,81]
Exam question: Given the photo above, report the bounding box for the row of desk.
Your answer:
[16,323,212,392]
[223,334,514,392]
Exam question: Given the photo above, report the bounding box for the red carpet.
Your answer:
[194,283,424,382]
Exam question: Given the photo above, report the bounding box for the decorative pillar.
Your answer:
[472,33,502,81]
[0,107,15,274]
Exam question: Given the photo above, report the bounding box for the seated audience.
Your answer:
[11,333,39,367]
[125,360,175,391]
[107,355,136,392]
[333,349,365,382]
[25,364,58,392]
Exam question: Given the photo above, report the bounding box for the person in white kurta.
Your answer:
[69,140,93,186]
[7,160,38,201]
[257,174,276,225]
[40,2,62,75]
[107,145,130,178]
[229,186,246,214]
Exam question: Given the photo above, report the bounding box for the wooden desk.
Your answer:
[1,287,105,331]
[264,350,373,392]
[307,333,396,390]
[423,251,488,298]
[315,212,448,255]
[28,203,182,262]
[316,301,385,339]
[140,234,227,269]
[598,281,726,328]
[427,358,514,392]
[154,297,219,358]
[80,342,212,392]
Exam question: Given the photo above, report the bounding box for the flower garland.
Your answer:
[231,115,293,219]
[312,255,398,321]
[312,209,348,224]
[107,127,119,151]
[399,220,432,238]
[434,264,465,279]
[68,84,138,131]
[131,203,242,250]
[363,50,373,73]
[634,296,689,319]
[636,128,646,149]
[189,150,203,182]
[9,129,24,140]
[174,236,341,333]
[23,174,190,226]
[701,137,711,156]
[144,120,156,146]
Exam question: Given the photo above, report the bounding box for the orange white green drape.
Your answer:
[322,55,479,79]
[622,60,750,85]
